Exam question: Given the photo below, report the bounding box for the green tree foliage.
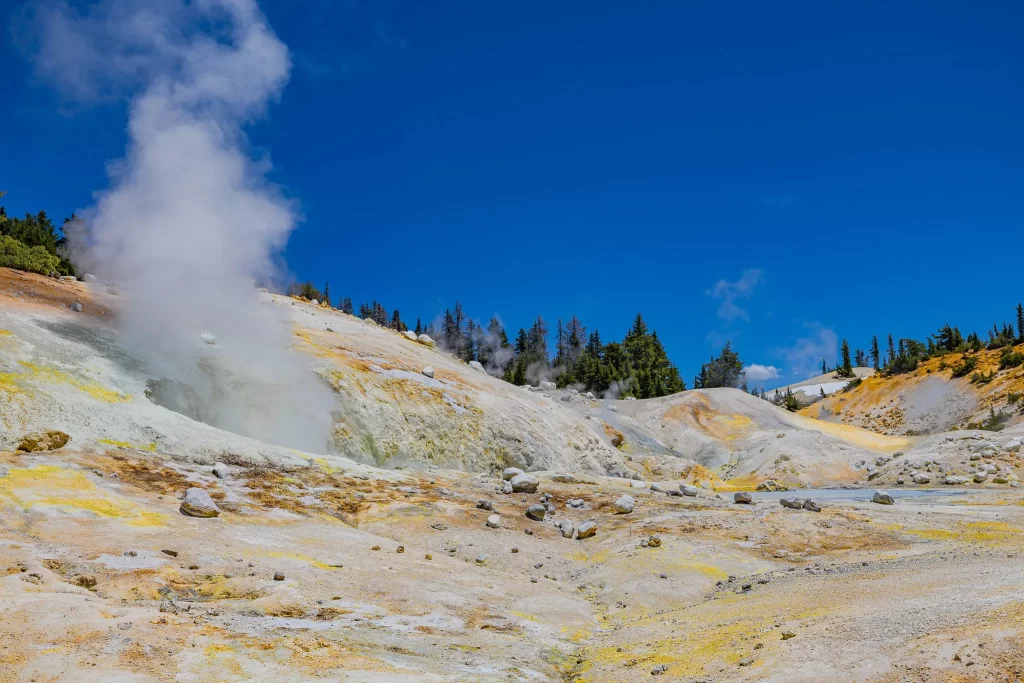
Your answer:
[998,347,1024,370]
[0,201,75,275]
[987,322,1016,350]
[0,235,62,275]
[836,339,854,378]
[870,335,880,370]
[695,341,744,389]
[950,355,978,378]
[1017,303,1024,342]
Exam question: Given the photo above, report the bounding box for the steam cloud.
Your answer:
[24,0,336,452]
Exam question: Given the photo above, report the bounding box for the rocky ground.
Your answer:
[3,268,1024,681]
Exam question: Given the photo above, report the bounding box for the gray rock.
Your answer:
[680,484,698,497]
[469,360,485,373]
[417,334,436,347]
[558,521,574,538]
[273,572,285,581]
[403,330,418,341]
[567,498,586,509]
[872,490,895,505]
[476,500,494,511]
[973,472,988,483]
[525,504,546,521]
[650,483,666,493]
[912,473,930,485]
[502,467,525,481]
[1003,439,1021,452]
[576,521,597,539]
[422,366,435,378]
[539,381,556,391]
[501,480,513,494]
[780,497,804,510]
[212,462,229,479]
[944,475,969,485]
[70,302,83,312]
[733,492,753,504]
[802,498,821,512]
[510,474,539,493]
[613,495,635,514]
[180,488,220,517]
[486,514,501,528]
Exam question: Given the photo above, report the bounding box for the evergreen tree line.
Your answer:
[0,194,76,276]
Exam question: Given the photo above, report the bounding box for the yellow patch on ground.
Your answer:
[790,412,911,452]
[99,439,157,451]
[3,361,130,402]
[0,464,165,526]
[902,521,1023,545]
[567,548,610,564]
[264,551,343,571]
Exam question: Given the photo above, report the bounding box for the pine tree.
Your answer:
[698,341,744,389]
[887,334,896,365]
[322,281,330,307]
[822,358,827,375]
[836,338,854,378]
[414,318,423,335]
[342,297,353,315]
[870,335,880,370]
[390,309,404,331]
[1017,303,1024,342]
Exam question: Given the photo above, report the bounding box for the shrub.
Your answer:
[998,347,1024,370]
[0,235,61,275]
[970,370,996,385]
[950,355,978,378]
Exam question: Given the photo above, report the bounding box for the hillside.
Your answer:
[800,346,1024,436]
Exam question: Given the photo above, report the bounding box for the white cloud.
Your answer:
[707,268,763,321]
[744,364,780,381]
[779,323,838,378]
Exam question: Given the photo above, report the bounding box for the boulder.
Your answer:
[416,334,436,347]
[180,488,220,518]
[403,330,418,341]
[872,490,895,505]
[755,479,788,492]
[510,474,539,493]
[944,475,969,485]
[558,521,574,538]
[421,366,435,379]
[486,514,501,528]
[613,495,635,514]
[476,500,494,511]
[469,360,485,373]
[212,462,229,479]
[912,473,930,485]
[650,483,666,493]
[802,498,821,512]
[502,467,525,481]
[17,430,71,452]
[525,504,546,521]
[629,480,647,489]
[539,381,556,391]
[576,521,598,539]
[680,484,698,497]
[733,492,753,504]
[1003,439,1021,452]
[973,472,988,483]
[567,498,586,509]
[780,497,804,510]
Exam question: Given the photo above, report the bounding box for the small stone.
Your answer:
[780,497,804,510]
[425,554,432,560]
[510,474,540,493]
[421,366,435,379]
[469,360,485,373]
[486,514,501,528]
[871,490,895,505]
[734,492,753,504]
[476,500,494,511]
[739,657,753,666]
[659,573,668,579]
[212,462,229,479]
[558,521,574,538]
[273,572,285,581]
[650,483,666,493]
[680,484,698,497]
[161,549,178,558]
[475,555,487,564]
[781,631,796,640]
[651,664,668,675]
[396,546,405,553]
[614,495,635,514]
[802,499,821,512]
[180,488,220,517]
[647,535,662,548]
[511,548,519,553]
[525,504,546,521]
[70,302,83,312]
[576,521,598,539]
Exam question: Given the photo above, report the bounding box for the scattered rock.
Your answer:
[629,479,646,489]
[781,631,796,640]
[872,490,895,505]
[403,330,418,341]
[486,514,501,528]
[680,484,698,497]
[567,498,586,509]
[422,366,435,379]
[577,521,598,539]
[510,474,539,493]
[525,504,546,521]
[273,572,285,581]
[212,462,229,479]
[614,495,635,514]
[72,575,97,589]
[539,381,556,391]
[161,549,178,558]
[469,360,485,373]
[70,302,83,312]
[502,467,525,481]
[756,479,788,492]
[912,473,930,485]
[973,472,988,483]
[396,546,405,553]
[780,497,804,510]
[945,475,969,485]
[180,488,220,518]
[558,521,574,538]
[734,492,753,504]
[647,535,662,548]
[650,483,666,493]
[17,430,70,452]
[802,499,821,512]
[475,555,487,564]
[651,664,668,675]
[416,334,436,347]
[476,500,494,511]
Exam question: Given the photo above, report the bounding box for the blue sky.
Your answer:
[2,0,1022,386]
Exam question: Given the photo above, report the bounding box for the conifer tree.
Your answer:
[836,338,854,378]
[1017,303,1024,342]
[870,335,880,370]
[322,281,330,307]
[887,334,896,365]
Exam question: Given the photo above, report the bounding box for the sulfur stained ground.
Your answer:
[2,444,1024,682]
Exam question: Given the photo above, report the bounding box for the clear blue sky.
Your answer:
[3,1,1022,386]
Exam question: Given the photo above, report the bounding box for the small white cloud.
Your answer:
[778,323,838,378]
[707,269,763,321]
[744,364,780,381]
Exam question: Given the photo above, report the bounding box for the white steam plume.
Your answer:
[23,0,336,452]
